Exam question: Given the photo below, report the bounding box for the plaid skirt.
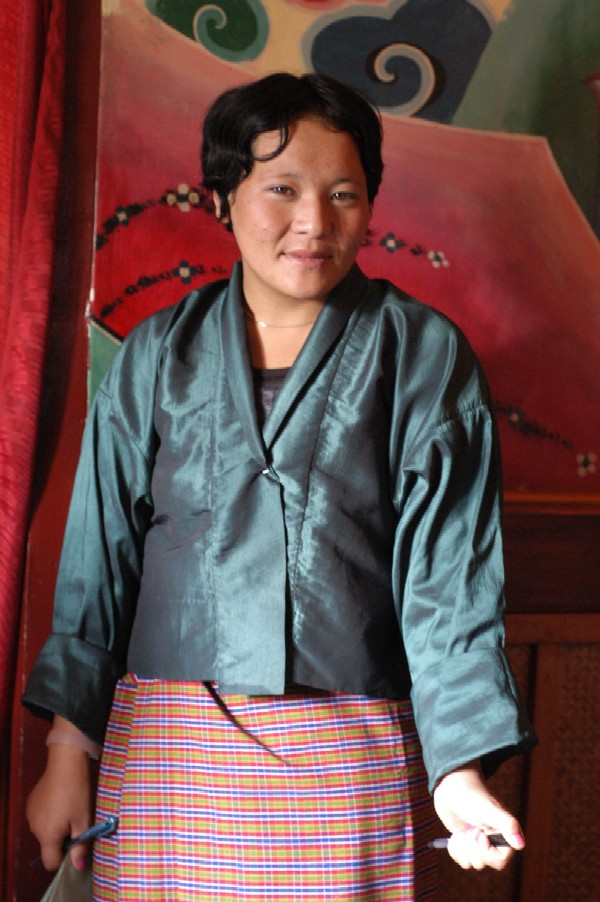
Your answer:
[93,676,438,900]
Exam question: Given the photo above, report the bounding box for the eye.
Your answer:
[331,190,359,203]
[269,185,295,196]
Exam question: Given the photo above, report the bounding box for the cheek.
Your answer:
[257,206,288,233]
[346,218,370,249]
[239,208,281,239]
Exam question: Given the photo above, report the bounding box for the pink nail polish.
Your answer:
[74,857,87,872]
[511,833,526,848]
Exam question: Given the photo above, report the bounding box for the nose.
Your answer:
[293,194,333,237]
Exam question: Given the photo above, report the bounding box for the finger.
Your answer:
[481,818,526,857]
[448,827,486,871]
[457,794,526,856]
[68,840,90,872]
[477,832,517,871]
[448,827,518,872]
[39,839,65,872]
[505,828,526,851]
[467,792,524,841]
[66,821,93,872]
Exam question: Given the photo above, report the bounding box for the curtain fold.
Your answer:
[0,0,66,732]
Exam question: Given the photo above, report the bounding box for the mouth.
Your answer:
[283,249,333,266]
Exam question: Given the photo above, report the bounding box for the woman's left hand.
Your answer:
[432,759,525,870]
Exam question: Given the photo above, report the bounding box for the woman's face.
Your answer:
[219,117,372,311]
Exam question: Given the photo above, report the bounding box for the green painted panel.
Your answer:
[454,0,600,222]
[88,321,122,405]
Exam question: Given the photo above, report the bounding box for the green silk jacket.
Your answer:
[23,263,535,790]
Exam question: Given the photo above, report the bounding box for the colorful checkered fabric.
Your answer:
[93,677,438,900]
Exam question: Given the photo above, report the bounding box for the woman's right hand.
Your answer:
[26,723,97,871]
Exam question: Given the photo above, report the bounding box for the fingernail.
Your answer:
[74,857,87,872]
[511,833,526,848]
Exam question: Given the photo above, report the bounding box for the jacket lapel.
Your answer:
[220,262,370,456]
[219,264,267,465]
[264,265,369,447]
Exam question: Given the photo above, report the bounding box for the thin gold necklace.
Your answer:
[243,307,317,329]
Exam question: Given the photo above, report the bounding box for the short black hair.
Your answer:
[201,72,383,222]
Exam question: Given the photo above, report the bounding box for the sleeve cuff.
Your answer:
[22,633,124,744]
[411,647,538,793]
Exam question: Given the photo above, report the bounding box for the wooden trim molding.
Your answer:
[507,613,600,644]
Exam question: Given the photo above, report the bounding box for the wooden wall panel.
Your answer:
[503,510,600,615]
[544,644,600,900]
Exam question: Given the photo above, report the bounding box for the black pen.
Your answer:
[428,832,510,849]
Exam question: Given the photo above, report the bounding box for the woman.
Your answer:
[24,73,536,900]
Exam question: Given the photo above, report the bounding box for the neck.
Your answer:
[241,289,325,330]
[244,307,320,369]
[240,282,326,367]
[243,304,318,329]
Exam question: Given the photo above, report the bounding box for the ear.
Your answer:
[212,190,226,222]
[213,190,234,224]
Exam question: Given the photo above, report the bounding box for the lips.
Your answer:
[284,249,333,263]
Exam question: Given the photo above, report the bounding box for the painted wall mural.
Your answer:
[91,0,600,500]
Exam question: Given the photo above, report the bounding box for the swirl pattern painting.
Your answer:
[91,0,600,499]
[304,0,493,121]
[145,0,269,60]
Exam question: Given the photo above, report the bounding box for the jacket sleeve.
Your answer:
[22,335,158,744]
[392,322,536,792]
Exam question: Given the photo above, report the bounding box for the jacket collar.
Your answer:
[220,262,369,460]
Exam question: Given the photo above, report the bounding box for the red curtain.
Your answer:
[0,0,66,732]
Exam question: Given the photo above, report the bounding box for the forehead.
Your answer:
[251,117,364,173]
